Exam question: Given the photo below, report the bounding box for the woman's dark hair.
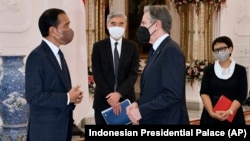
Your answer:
[212,36,233,51]
[38,8,65,37]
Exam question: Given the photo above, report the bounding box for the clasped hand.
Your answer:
[213,110,230,121]
[106,92,122,115]
[69,85,83,104]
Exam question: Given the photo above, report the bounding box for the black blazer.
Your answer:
[138,37,190,124]
[91,38,139,111]
[25,41,74,141]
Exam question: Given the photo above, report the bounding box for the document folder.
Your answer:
[101,99,131,125]
[213,95,236,122]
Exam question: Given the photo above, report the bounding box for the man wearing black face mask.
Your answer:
[25,8,83,141]
[136,21,156,43]
[126,5,190,125]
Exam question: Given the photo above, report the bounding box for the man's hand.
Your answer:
[112,102,122,115]
[126,102,141,124]
[106,92,121,106]
[69,85,83,104]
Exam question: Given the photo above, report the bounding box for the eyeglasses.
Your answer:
[213,47,229,54]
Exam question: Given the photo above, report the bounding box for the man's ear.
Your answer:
[49,26,56,34]
[50,26,62,39]
[155,20,161,30]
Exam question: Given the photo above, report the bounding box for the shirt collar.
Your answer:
[110,37,122,46]
[214,59,236,80]
[43,38,60,55]
[153,34,169,51]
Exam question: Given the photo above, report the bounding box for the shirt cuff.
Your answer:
[67,93,70,105]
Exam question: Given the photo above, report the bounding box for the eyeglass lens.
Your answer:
[214,47,229,53]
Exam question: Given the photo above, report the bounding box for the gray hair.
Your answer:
[144,5,172,34]
[106,11,127,24]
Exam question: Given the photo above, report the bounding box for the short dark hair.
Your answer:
[38,8,65,37]
[212,36,233,51]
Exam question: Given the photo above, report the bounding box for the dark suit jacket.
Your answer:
[91,38,139,111]
[25,41,75,141]
[138,37,190,124]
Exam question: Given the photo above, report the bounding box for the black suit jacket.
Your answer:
[138,37,190,124]
[25,41,74,141]
[91,38,139,111]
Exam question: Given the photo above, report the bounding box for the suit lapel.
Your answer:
[119,38,127,70]
[141,37,170,87]
[104,39,115,71]
[42,41,71,90]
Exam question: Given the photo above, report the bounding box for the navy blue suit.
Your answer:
[138,37,190,124]
[25,41,74,141]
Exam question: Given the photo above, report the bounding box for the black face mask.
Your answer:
[136,22,155,43]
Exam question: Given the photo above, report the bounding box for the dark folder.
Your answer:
[213,95,236,122]
[101,99,131,125]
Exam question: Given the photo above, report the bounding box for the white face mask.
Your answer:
[108,27,125,40]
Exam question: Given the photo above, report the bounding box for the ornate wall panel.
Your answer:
[0,0,32,33]
[232,0,250,59]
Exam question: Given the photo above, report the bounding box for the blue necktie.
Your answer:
[148,48,155,62]
[59,50,70,84]
[114,42,119,91]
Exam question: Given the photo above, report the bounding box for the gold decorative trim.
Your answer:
[86,0,107,67]
[178,2,216,63]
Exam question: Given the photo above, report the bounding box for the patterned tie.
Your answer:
[114,42,119,91]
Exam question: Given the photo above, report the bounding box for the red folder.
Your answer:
[213,95,236,122]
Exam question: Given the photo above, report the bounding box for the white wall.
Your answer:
[220,0,250,91]
[0,0,40,57]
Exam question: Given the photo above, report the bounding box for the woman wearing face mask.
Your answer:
[199,36,248,125]
[91,11,139,124]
